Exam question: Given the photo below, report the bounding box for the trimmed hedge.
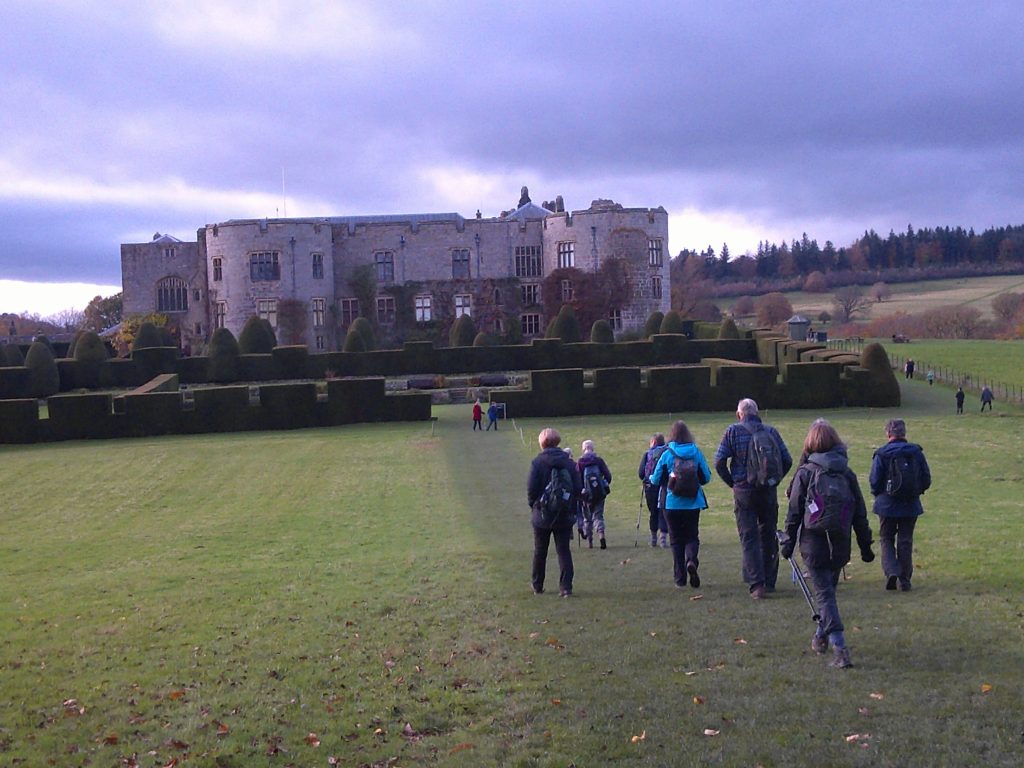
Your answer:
[0,366,30,400]
[272,346,310,379]
[0,398,39,443]
[257,382,318,430]
[47,393,117,441]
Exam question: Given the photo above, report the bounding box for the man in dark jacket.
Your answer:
[527,428,582,597]
[714,398,793,599]
[869,419,931,591]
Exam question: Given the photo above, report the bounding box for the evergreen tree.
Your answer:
[449,314,477,347]
[25,341,60,397]
[659,310,684,334]
[350,317,375,351]
[207,328,240,382]
[131,322,163,350]
[549,304,581,343]
[238,316,275,354]
[643,311,664,339]
[590,319,614,343]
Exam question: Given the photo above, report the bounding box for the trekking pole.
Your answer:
[635,486,644,547]
[776,531,820,622]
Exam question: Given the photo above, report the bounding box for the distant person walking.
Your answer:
[869,419,931,592]
[980,386,994,412]
[781,419,874,669]
[904,359,915,379]
[714,398,793,599]
[639,433,670,547]
[926,369,934,386]
[486,402,499,430]
[527,428,582,597]
[472,400,483,430]
[955,386,965,414]
[649,420,712,589]
[577,440,612,549]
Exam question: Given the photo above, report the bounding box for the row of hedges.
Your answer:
[0,336,758,398]
[0,378,431,444]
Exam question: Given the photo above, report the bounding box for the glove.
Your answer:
[860,545,875,563]
[779,540,795,560]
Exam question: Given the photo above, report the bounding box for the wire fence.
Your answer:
[827,338,1024,404]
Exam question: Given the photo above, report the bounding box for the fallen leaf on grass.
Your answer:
[167,690,186,701]
[703,728,720,737]
[545,637,560,646]
[550,699,562,706]
[62,699,85,716]
[620,558,632,565]
[630,730,646,743]
[869,692,884,700]
[304,733,320,747]
[689,594,704,601]
[734,638,748,645]
[402,723,424,742]
[858,707,870,716]
[160,759,178,768]
[692,696,705,705]
[649,631,657,637]
[449,743,475,754]
[528,632,540,639]
[213,720,230,736]
[684,671,699,676]
[102,734,118,745]
[981,683,993,694]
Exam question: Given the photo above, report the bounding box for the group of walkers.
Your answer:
[471,400,501,431]
[526,397,932,669]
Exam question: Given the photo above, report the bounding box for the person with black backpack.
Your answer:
[869,419,931,592]
[781,419,874,669]
[649,420,712,589]
[714,398,793,599]
[638,433,670,548]
[527,428,582,597]
[577,440,612,549]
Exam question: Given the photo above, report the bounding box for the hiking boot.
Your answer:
[899,579,912,592]
[658,532,670,548]
[650,534,658,548]
[751,585,767,600]
[830,647,852,668]
[588,537,594,549]
[532,585,544,595]
[811,634,828,655]
[600,538,607,550]
[886,575,898,591]
[559,589,572,598]
[686,561,700,588]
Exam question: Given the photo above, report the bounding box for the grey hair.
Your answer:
[737,398,759,417]
[581,439,595,454]
[885,418,907,438]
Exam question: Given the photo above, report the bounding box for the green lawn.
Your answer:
[879,339,1024,392]
[2,381,1023,766]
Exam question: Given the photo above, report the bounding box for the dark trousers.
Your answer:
[807,567,844,637]
[981,400,992,411]
[879,515,917,585]
[665,508,700,586]
[486,417,498,430]
[532,526,573,593]
[733,487,780,591]
[473,418,482,430]
[644,484,668,534]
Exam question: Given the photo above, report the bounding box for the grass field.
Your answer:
[2,381,1024,766]
[876,339,1024,393]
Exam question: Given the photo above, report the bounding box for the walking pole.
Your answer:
[776,531,820,622]
[635,486,645,547]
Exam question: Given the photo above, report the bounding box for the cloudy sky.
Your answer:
[2,1,1022,315]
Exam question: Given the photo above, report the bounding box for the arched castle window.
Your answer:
[157,277,188,313]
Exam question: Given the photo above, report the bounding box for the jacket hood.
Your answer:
[807,449,848,473]
[578,453,601,466]
[666,441,700,459]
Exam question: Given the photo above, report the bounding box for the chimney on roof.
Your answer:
[153,232,161,240]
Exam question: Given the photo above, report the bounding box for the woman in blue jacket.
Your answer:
[649,420,712,588]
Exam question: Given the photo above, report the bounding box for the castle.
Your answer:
[120,187,672,351]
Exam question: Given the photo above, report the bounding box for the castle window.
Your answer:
[414,295,433,323]
[521,283,540,306]
[340,298,359,326]
[312,297,326,327]
[557,241,575,269]
[163,247,176,259]
[376,296,396,324]
[651,275,663,298]
[452,248,470,279]
[212,257,222,282]
[156,277,188,312]
[648,238,663,266]
[257,298,278,327]
[521,313,541,336]
[215,302,226,329]
[315,335,325,350]
[454,294,472,318]
[609,309,623,331]
[560,279,574,302]
[250,251,280,281]
[514,246,541,278]
[312,253,324,279]
[375,251,395,283]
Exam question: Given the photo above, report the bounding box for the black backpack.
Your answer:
[582,463,608,503]
[538,466,574,527]
[742,423,784,488]
[644,445,668,484]
[803,464,855,534]
[885,448,922,501]
[666,449,700,498]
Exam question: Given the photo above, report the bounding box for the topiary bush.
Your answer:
[473,332,498,347]
[132,322,163,351]
[449,314,477,347]
[350,317,375,351]
[643,311,664,339]
[4,344,25,366]
[260,318,278,348]
[590,319,614,343]
[208,327,241,382]
[342,327,366,352]
[25,340,60,397]
[659,310,684,334]
[856,341,900,406]
[549,305,581,343]
[239,315,275,354]
[73,330,109,388]
[718,317,741,340]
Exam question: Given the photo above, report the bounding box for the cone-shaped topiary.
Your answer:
[350,317,375,351]
[549,304,581,343]
[239,315,275,354]
[260,318,278,348]
[718,317,741,340]
[207,327,240,382]
[67,330,83,358]
[659,310,684,334]
[32,335,55,355]
[4,343,25,366]
[449,314,477,347]
[158,325,175,347]
[25,340,60,397]
[132,322,163,351]
[342,327,366,352]
[860,341,901,406]
[74,330,109,388]
[590,319,614,343]
[643,311,664,339]
[473,332,498,347]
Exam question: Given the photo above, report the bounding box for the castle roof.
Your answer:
[502,201,553,221]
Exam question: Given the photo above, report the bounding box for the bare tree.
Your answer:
[832,285,872,323]
[869,281,892,302]
[755,292,793,326]
[45,307,86,330]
